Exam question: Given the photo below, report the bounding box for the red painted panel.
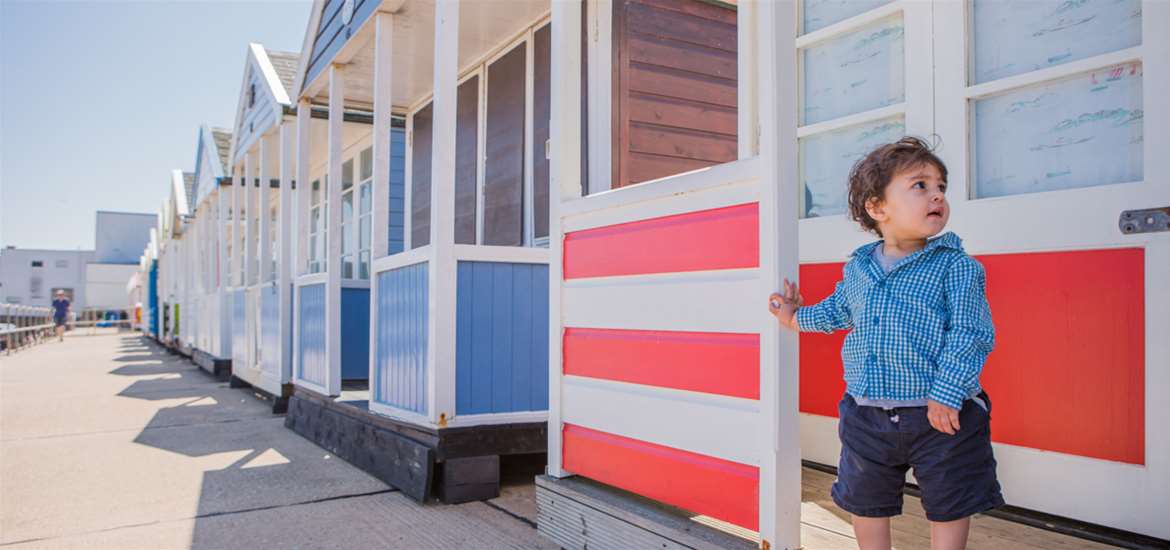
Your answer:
[797,248,1146,465]
[564,327,759,399]
[563,203,758,279]
[562,424,759,530]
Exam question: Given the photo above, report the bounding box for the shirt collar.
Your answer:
[851,231,964,260]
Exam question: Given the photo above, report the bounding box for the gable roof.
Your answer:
[266,48,300,98]
[211,128,232,173]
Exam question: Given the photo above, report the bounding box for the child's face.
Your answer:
[866,163,949,240]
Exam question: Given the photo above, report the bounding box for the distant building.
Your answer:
[0,248,93,307]
[0,211,155,309]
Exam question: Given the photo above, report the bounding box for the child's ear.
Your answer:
[865,197,887,223]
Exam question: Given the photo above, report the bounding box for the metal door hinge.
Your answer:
[1119,207,1170,235]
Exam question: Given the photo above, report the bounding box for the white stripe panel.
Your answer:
[563,269,760,333]
[563,376,759,466]
[563,179,759,234]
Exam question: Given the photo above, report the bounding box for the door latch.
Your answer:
[1119,207,1170,235]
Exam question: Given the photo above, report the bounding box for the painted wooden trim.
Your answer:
[563,376,760,466]
[451,244,549,264]
[964,46,1144,101]
[368,399,435,429]
[795,103,905,138]
[563,269,760,333]
[560,156,759,218]
[562,423,760,530]
[563,202,759,279]
[372,246,429,274]
[794,0,902,47]
[447,410,548,428]
[279,121,295,384]
[252,42,292,106]
[564,327,759,399]
[756,0,801,545]
[561,178,760,233]
[547,0,585,478]
[326,64,345,396]
[340,279,371,289]
[370,11,395,391]
[296,272,328,287]
[586,0,614,195]
[259,134,273,284]
[429,0,461,424]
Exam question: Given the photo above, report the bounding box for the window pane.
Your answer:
[360,215,371,250]
[802,0,891,34]
[360,147,373,181]
[341,192,354,255]
[411,103,433,249]
[342,256,354,279]
[359,251,370,280]
[802,16,904,125]
[311,180,320,206]
[483,44,526,246]
[974,62,1142,198]
[342,159,354,191]
[801,117,905,217]
[455,76,480,245]
[359,182,371,215]
[972,0,1141,84]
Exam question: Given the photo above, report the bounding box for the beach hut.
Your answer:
[223,44,302,411]
[283,0,559,503]
[187,125,236,379]
[539,0,1170,546]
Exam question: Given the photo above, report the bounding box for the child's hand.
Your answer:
[927,399,961,435]
[768,278,804,331]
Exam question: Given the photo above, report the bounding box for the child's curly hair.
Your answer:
[847,136,948,237]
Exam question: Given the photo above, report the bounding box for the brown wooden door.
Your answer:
[612,0,738,188]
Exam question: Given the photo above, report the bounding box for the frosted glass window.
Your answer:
[972,0,1141,84]
[974,63,1142,198]
[802,0,891,34]
[802,17,904,125]
[801,117,905,217]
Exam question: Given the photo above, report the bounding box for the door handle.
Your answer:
[1119,207,1170,234]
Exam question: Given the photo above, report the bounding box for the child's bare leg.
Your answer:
[852,516,892,550]
[929,517,971,550]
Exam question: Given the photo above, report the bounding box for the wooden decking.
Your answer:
[798,468,1117,549]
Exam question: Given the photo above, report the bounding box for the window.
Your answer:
[248,83,256,108]
[357,147,373,279]
[308,178,326,274]
[341,159,356,278]
[797,2,910,218]
[407,22,552,249]
[31,260,43,268]
[969,0,1143,198]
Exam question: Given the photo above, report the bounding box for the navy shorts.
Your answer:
[832,392,1004,522]
[54,316,67,327]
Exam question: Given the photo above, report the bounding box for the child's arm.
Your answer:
[928,256,996,412]
[768,277,853,333]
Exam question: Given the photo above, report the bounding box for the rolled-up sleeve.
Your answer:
[929,256,995,409]
[795,280,853,334]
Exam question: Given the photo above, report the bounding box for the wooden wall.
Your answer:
[612,0,738,188]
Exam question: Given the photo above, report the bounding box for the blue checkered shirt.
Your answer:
[795,232,995,410]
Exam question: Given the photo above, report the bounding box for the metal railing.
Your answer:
[71,308,134,334]
[0,304,56,354]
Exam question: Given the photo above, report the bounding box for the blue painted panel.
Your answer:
[148,261,159,336]
[232,289,247,366]
[455,262,549,415]
[305,0,377,93]
[260,285,280,377]
[298,283,327,386]
[341,287,370,380]
[374,262,428,414]
[388,126,407,255]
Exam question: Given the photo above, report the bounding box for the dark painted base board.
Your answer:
[228,376,291,414]
[535,475,757,550]
[284,387,546,504]
[191,349,231,381]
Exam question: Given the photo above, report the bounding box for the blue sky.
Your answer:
[1,0,311,250]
